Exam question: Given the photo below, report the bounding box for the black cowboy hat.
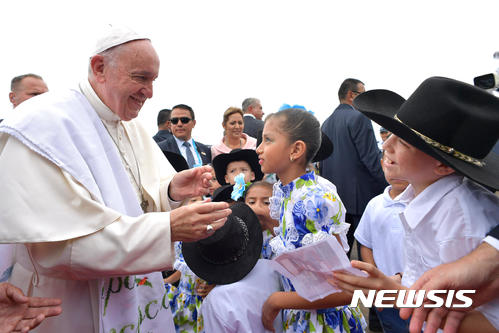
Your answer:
[182,202,263,285]
[211,184,235,203]
[162,150,189,172]
[256,130,333,163]
[353,76,499,190]
[312,131,334,162]
[212,149,264,186]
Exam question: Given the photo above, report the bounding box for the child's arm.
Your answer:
[261,290,353,331]
[163,270,181,284]
[359,245,375,266]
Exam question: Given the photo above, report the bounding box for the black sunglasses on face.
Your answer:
[170,117,192,125]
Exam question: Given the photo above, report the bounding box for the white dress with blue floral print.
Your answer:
[269,171,366,333]
[165,242,204,333]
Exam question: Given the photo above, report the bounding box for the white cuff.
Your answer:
[483,235,499,251]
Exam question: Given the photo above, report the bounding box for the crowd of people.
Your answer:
[0,25,497,333]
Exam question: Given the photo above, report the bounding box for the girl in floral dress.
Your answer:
[165,197,208,333]
[256,108,366,333]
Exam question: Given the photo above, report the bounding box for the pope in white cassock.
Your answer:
[0,26,231,332]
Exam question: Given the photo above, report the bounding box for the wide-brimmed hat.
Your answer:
[182,202,263,284]
[312,131,334,162]
[211,184,234,203]
[353,76,499,190]
[212,149,264,185]
[162,151,189,172]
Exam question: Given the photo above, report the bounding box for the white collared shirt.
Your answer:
[173,136,201,167]
[399,174,499,287]
[398,175,499,329]
[354,185,407,276]
[201,260,282,333]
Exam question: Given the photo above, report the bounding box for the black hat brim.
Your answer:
[212,149,264,185]
[312,132,334,162]
[211,184,234,202]
[182,203,263,284]
[163,151,189,172]
[354,89,499,190]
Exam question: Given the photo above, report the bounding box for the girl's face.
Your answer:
[256,117,293,176]
[244,185,278,233]
[223,113,244,139]
[225,160,255,185]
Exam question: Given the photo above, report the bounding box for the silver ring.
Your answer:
[206,224,214,234]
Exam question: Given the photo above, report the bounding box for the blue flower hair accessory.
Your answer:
[278,103,314,115]
[231,173,251,201]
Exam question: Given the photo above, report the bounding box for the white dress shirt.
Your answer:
[355,185,407,276]
[398,175,499,329]
[201,260,283,333]
[174,136,202,167]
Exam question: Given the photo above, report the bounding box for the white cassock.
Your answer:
[0,80,179,332]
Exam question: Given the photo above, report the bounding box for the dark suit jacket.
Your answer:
[158,136,212,166]
[153,130,173,143]
[488,224,499,240]
[243,115,264,139]
[320,104,387,216]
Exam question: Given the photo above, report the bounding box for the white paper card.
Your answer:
[269,237,367,301]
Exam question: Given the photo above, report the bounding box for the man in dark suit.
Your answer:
[158,104,211,167]
[153,108,173,143]
[320,78,387,257]
[242,98,264,139]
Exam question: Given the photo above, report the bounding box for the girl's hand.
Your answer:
[261,293,280,332]
[330,260,404,297]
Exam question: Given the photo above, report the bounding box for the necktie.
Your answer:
[183,141,196,168]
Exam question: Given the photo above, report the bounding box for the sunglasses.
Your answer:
[170,117,192,125]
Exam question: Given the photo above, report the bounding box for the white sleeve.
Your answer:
[354,199,375,249]
[0,134,175,280]
[483,236,499,251]
[25,211,175,280]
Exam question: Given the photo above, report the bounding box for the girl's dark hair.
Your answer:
[244,181,273,200]
[266,108,321,164]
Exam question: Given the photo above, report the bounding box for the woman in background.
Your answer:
[211,107,257,160]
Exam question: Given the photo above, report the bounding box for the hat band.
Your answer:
[394,115,485,167]
[200,216,250,265]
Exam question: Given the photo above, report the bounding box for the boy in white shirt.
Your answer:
[333,76,499,332]
[355,153,410,332]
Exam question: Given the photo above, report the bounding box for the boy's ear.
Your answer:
[224,174,230,184]
[434,161,455,176]
[250,171,255,181]
[290,140,307,162]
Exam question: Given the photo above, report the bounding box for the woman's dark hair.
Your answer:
[266,108,321,164]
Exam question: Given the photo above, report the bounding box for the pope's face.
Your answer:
[101,40,160,121]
